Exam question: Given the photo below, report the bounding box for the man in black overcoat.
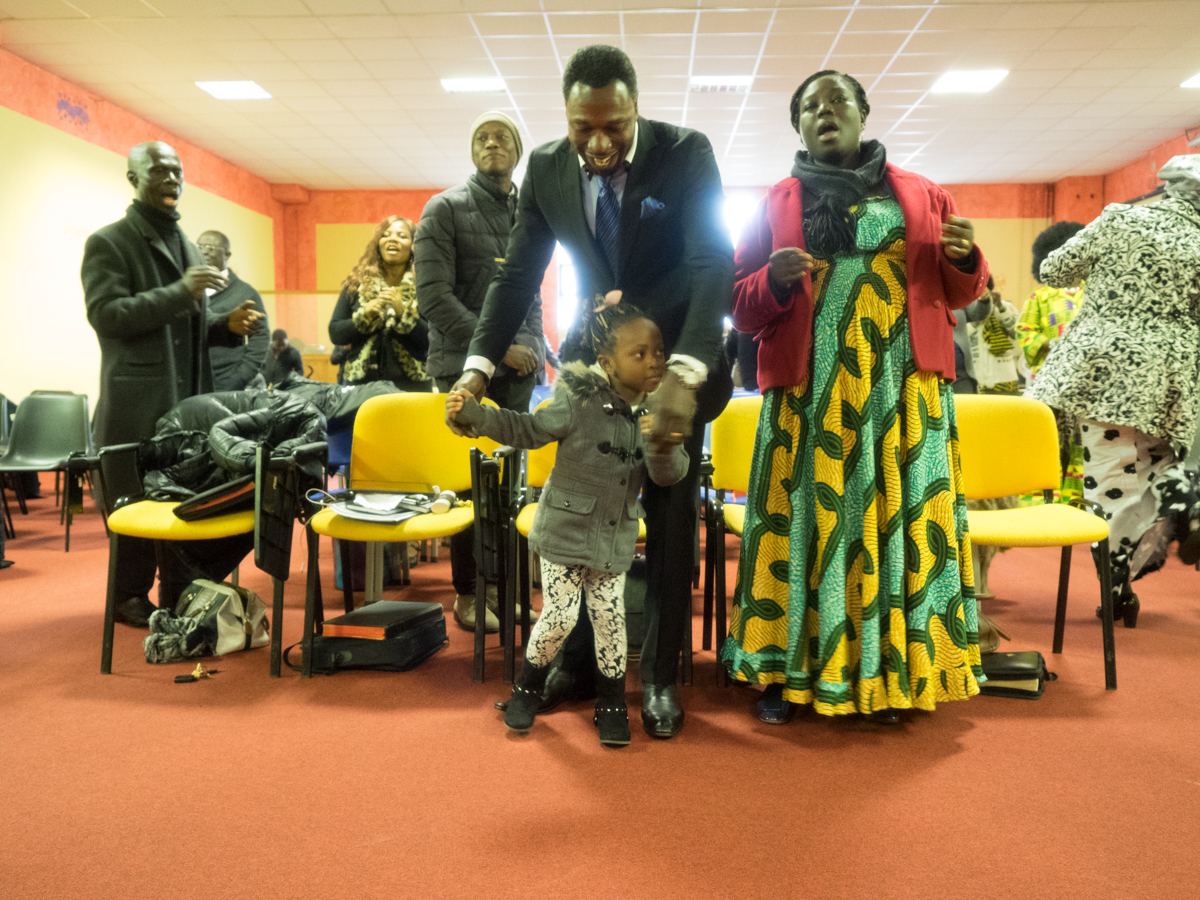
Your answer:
[449,46,734,739]
[82,141,263,625]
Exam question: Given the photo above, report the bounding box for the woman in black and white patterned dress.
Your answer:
[1029,155,1200,625]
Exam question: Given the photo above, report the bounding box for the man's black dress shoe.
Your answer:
[495,663,597,713]
[537,664,596,714]
[113,594,156,628]
[641,684,684,739]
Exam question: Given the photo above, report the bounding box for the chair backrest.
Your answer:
[348,393,498,494]
[954,394,1061,499]
[0,394,16,445]
[0,392,92,467]
[710,395,763,492]
[525,399,557,488]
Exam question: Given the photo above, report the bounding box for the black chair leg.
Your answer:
[301,526,320,678]
[101,530,120,674]
[702,520,715,651]
[339,539,354,613]
[1,484,13,539]
[518,535,531,648]
[715,511,728,688]
[270,576,285,677]
[1097,537,1117,690]
[13,475,28,515]
[1052,545,1072,654]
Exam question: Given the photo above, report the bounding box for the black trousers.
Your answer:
[561,426,706,687]
[439,372,537,596]
[114,532,254,611]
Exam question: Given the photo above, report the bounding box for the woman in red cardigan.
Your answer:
[722,70,991,725]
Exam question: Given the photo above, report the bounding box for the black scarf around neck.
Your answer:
[791,139,888,257]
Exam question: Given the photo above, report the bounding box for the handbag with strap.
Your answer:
[143,579,270,664]
[979,650,1057,699]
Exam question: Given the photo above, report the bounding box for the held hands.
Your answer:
[767,248,813,291]
[647,370,696,448]
[445,371,487,437]
[640,413,671,455]
[941,216,976,261]
[445,389,470,420]
[182,265,227,300]
[502,344,539,376]
[227,300,264,336]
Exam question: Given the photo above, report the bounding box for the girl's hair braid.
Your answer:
[559,297,650,365]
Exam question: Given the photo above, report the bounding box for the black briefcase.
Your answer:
[979,650,1057,699]
[285,601,447,675]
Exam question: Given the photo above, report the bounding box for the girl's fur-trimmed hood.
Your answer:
[556,359,613,403]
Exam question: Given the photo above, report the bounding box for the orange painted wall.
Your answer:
[1103,134,1197,204]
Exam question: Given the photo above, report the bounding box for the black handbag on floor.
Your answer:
[979,650,1057,699]
[285,601,447,675]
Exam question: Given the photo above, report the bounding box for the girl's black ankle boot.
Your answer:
[504,661,551,733]
[593,674,631,747]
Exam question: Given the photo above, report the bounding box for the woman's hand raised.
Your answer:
[941,216,976,261]
[767,247,813,291]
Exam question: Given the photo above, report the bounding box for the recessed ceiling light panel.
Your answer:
[441,77,506,93]
[690,75,754,93]
[1182,72,1200,88]
[195,81,272,100]
[930,70,1009,94]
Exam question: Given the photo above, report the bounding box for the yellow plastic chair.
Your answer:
[955,394,1116,689]
[302,393,497,679]
[703,395,762,686]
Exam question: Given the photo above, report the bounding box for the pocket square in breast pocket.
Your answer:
[640,196,666,219]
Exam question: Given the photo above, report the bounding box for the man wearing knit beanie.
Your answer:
[415,111,544,633]
[470,110,523,164]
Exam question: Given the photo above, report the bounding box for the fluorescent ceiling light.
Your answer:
[690,75,754,93]
[1182,72,1200,88]
[441,77,506,93]
[930,70,1009,94]
[195,80,271,100]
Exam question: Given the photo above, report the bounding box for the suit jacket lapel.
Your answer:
[615,118,660,281]
[555,142,610,283]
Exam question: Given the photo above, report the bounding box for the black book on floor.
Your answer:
[321,600,444,640]
[980,650,1057,699]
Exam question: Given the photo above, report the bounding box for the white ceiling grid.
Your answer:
[1,1,1198,189]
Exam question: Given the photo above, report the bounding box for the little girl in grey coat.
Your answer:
[447,300,687,746]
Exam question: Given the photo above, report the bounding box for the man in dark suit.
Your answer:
[82,140,263,626]
[197,230,270,391]
[450,45,734,739]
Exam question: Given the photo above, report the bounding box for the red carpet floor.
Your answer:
[2,478,1198,899]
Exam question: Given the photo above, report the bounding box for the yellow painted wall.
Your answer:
[971,217,1052,309]
[0,105,275,408]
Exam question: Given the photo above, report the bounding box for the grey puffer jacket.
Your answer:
[455,361,687,573]
[414,172,544,380]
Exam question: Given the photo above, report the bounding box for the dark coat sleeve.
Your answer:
[414,194,480,349]
[665,132,735,365]
[328,287,362,346]
[82,229,197,340]
[238,290,270,382]
[467,157,559,367]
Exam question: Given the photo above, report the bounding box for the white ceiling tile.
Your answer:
[472,13,545,38]
[0,19,112,42]
[622,10,699,35]
[65,0,160,16]
[297,60,374,80]
[247,18,335,41]
[261,80,329,99]
[276,40,356,62]
[545,12,622,35]
[392,14,472,39]
[303,0,389,13]
[341,37,421,60]
[0,0,83,17]
[225,0,311,15]
[482,35,556,57]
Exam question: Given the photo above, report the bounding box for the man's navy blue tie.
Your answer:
[595,175,620,275]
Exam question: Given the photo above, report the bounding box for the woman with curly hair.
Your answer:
[721,70,989,725]
[328,216,431,390]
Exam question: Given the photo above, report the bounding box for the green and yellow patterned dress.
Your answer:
[722,195,984,715]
